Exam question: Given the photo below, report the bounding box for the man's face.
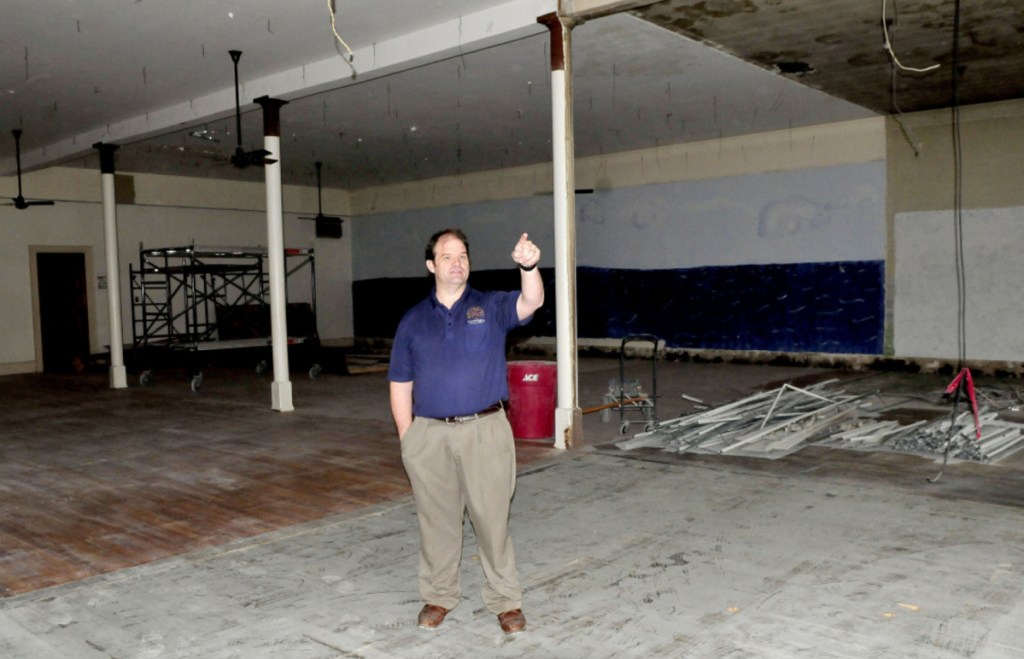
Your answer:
[426,234,470,286]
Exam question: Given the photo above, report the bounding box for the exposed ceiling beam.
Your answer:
[560,0,662,22]
[11,0,555,174]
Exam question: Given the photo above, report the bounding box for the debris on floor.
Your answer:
[616,380,861,459]
[819,407,1024,463]
[616,380,1024,464]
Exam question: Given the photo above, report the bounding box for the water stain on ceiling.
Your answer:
[632,0,1024,114]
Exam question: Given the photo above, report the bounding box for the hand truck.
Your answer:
[600,334,660,434]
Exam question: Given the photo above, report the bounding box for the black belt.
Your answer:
[432,402,504,424]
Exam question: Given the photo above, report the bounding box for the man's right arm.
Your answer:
[390,380,414,440]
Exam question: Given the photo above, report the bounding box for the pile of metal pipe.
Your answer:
[616,381,860,458]
[617,382,1024,464]
[831,408,1024,463]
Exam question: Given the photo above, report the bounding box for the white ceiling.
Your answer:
[1,0,876,191]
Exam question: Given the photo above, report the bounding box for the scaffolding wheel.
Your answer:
[620,422,630,435]
[139,370,153,387]
[190,372,203,393]
[309,363,322,379]
[255,360,268,376]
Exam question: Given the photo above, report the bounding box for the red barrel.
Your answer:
[506,361,557,440]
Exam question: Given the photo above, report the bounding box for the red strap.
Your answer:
[945,367,981,439]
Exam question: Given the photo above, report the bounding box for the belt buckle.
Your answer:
[442,402,501,425]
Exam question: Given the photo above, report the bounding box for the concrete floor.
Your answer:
[2,356,1024,658]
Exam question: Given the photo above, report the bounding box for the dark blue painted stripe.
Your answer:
[354,260,884,355]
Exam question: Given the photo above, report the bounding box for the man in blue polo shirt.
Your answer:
[388,228,544,635]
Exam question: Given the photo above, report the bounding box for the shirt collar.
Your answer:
[430,285,473,311]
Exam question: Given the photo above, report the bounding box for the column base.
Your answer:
[109,364,127,389]
[271,380,294,412]
[554,406,583,450]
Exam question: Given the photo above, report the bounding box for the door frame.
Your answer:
[29,245,98,373]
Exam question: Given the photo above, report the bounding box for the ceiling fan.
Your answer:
[5,129,56,209]
[227,50,275,169]
[298,162,344,239]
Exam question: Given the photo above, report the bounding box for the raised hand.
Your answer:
[511,233,541,269]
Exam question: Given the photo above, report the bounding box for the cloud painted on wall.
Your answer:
[758,184,881,239]
[758,195,831,239]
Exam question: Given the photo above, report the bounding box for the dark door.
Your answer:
[37,252,91,373]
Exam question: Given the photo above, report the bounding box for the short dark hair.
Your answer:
[425,228,470,261]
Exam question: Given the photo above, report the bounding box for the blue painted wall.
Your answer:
[353,161,886,355]
[356,260,883,354]
[577,262,884,354]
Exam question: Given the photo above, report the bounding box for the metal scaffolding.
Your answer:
[128,242,319,390]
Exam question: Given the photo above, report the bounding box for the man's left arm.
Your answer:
[511,233,544,322]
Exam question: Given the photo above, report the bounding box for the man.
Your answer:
[387,228,544,634]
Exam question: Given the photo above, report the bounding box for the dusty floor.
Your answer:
[2,355,1023,658]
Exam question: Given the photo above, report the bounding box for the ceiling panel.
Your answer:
[3,0,1020,191]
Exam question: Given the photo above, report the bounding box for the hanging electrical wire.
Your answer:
[884,0,923,155]
[950,0,966,370]
[327,0,354,62]
[890,68,923,156]
[882,0,940,74]
[930,0,968,484]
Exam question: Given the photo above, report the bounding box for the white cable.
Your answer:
[882,0,940,73]
[328,0,354,62]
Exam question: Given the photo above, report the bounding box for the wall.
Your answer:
[8,98,1021,373]
[352,99,1024,367]
[895,206,1024,362]
[0,167,353,374]
[887,98,1024,364]
[351,117,888,354]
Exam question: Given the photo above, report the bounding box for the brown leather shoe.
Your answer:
[497,608,526,634]
[417,604,449,629]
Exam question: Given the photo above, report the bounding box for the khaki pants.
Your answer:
[400,411,522,614]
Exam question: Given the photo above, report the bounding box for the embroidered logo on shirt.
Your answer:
[466,306,486,325]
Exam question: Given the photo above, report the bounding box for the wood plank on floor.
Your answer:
[0,369,562,598]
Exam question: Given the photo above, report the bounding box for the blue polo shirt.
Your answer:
[388,286,527,419]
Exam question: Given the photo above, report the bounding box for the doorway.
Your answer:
[35,252,92,373]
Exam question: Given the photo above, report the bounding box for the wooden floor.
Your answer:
[5,357,1022,602]
[0,367,562,598]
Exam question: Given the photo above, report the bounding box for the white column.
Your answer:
[256,96,293,412]
[93,142,127,389]
[540,13,582,449]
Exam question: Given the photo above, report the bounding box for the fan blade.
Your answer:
[248,150,275,166]
[298,214,343,222]
[230,147,275,168]
[10,196,55,210]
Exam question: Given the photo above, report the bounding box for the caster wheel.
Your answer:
[190,373,203,393]
[139,370,153,387]
[620,422,630,435]
[309,363,322,379]
[255,360,268,375]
